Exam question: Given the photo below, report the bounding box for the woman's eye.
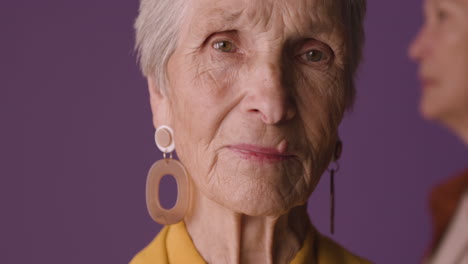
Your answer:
[213,40,235,53]
[434,7,449,23]
[302,49,325,62]
[437,9,447,22]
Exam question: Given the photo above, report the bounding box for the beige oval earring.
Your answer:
[146,125,190,225]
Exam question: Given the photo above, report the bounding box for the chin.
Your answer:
[420,95,441,121]
[197,154,315,216]
[420,103,433,120]
[208,181,311,217]
[421,98,454,127]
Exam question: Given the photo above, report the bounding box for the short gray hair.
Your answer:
[134,0,187,91]
[134,0,366,108]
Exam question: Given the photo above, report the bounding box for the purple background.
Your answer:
[2,0,467,263]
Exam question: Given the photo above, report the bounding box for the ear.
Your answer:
[333,139,343,162]
[328,137,342,165]
[147,77,171,130]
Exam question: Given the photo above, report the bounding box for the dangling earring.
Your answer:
[146,125,190,225]
[329,140,342,234]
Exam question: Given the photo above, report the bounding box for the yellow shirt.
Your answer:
[130,222,371,264]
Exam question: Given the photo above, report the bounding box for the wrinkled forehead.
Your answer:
[184,0,345,39]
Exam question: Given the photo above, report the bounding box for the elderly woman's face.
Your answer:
[410,0,468,122]
[154,0,346,216]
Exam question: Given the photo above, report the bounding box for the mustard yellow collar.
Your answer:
[130,221,370,264]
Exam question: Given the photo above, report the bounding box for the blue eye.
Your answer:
[213,41,235,52]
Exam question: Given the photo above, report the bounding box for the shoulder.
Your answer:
[317,233,372,264]
[129,222,205,264]
[129,226,169,264]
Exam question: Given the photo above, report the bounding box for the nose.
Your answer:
[409,25,429,62]
[241,62,296,125]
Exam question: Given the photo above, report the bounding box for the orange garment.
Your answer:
[427,169,468,257]
[130,221,370,264]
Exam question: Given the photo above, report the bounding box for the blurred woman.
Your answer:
[410,0,468,262]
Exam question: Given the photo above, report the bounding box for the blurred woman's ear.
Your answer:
[147,77,171,130]
[333,139,343,162]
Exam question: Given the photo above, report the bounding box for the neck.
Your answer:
[184,188,310,264]
[444,111,468,146]
[457,121,468,146]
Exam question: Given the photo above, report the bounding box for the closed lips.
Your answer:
[227,144,295,160]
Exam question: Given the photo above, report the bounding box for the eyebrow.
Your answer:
[427,0,468,16]
[445,0,467,8]
[193,8,244,33]
[430,0,464,7]
[192,6,339,39]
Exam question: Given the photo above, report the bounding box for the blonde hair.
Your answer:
[134,0,366,108]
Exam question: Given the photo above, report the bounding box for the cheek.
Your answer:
[433,26,468,78]
[454,33,468,88]
[444,64,468,113]
[421,46,468,120]
[169,54,241,136]
[432,34,468,98]
[188,54,245,137]
[294,68,345,173]
[295,68,345,132]
[167,52,245,177]
[196,54,242,97]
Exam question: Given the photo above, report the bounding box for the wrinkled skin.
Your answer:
[410,0,468,144]
[148,0,347,262]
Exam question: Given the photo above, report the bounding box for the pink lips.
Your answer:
[421,78,434,90]
[419,74,437,90]
[227,144,294,163]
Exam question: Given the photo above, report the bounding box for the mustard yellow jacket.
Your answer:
[130,222,371,264]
